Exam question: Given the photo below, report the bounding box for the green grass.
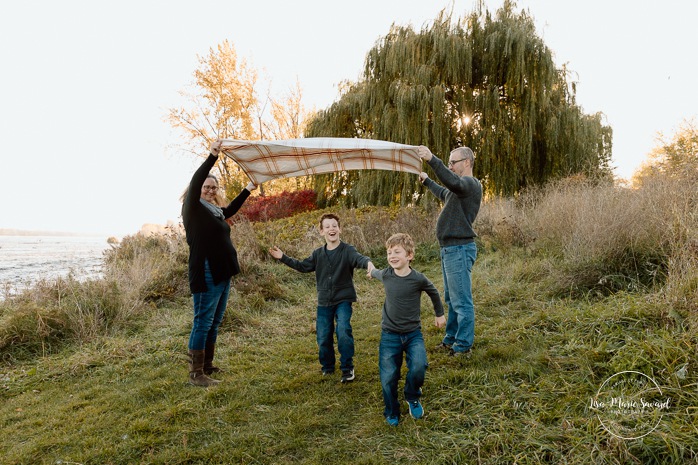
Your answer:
[2,245,696,464]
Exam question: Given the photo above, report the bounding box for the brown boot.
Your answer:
[188,349,220,387]
[204,342,224,375]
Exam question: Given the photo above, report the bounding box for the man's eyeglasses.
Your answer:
[448,159,467,167]
[202,185,219,192]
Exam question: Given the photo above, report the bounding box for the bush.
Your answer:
[237,189,317,223]
[0,277,139,361]
[103,231,189,303]
[0,301,66,361]
[248,205,439,261]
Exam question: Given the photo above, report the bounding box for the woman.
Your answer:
[182,139,256,387]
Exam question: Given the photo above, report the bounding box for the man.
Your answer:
[418,145,482,357]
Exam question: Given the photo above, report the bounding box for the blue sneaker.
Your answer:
[407,400,424,419]
[386,415,399,427]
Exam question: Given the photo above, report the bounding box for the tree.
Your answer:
[305,1,612,207]
[167,40,312,197]
[633,118,698,185]
[167,40,258,194]
[260,80,315,192]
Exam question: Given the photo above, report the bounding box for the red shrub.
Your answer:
[236,189,317,223]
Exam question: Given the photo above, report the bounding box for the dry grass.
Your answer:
[1,171,697,462]
[2,172,695,362]
[475,173,698,298]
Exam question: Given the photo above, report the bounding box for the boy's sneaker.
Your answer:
[340,369,355,383]
[435,342,452,351]
[322,369,335,376]
[407,400,424,419]
[386,415,399,427]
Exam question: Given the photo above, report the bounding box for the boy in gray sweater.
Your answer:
[269,213,375,383]
[370,233,445,426]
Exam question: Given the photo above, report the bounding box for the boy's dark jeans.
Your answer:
[316,301,354,373]
[379,329,427,418]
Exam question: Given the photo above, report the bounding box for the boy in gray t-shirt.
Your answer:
[370,233,445,426]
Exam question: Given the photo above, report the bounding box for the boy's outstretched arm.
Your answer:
[270,247,317,273]
[268,246,284,260]
[366,261,376,277]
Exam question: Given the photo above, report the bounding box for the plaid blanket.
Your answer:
[220,137,421,185]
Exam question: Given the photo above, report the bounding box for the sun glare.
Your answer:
[456,115,471,131]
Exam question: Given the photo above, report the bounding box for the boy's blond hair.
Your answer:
[385,233,415,257]
[319,213,341,229]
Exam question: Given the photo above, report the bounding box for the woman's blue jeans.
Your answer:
[379,329,428,418]
[189,261,231,351]
[316,301,354,373]
[441,242,477,353]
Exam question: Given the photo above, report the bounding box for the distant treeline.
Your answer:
[0,229,94,237]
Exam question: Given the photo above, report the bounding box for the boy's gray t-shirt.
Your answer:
[371,267,444,334]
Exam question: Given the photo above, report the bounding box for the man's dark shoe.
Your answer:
[449,348,472,358]
[435,342,452,351]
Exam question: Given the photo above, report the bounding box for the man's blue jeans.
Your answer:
[441,242,477,353]
[189,260,231,351]
[316,301,354,373]
[379,329,428,418]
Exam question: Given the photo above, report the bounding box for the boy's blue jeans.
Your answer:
[379,329,428,418]
[316,301,354,373]
[440,242,477,353]
[189,260,231,351]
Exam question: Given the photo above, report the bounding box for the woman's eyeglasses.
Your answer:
[202,186,219,192]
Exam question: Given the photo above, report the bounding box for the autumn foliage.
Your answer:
[236,189,317,223]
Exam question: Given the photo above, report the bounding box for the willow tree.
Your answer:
[306,1,612,206]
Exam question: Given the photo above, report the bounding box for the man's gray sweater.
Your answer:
[424,156,482,246]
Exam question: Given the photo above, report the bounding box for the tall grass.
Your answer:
[102,230,190,304]
[478,173,697,301]
[0,231,188,362]
[1,173,696,463]
[2,173,695,360]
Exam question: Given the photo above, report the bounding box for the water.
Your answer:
[0,236,111,295]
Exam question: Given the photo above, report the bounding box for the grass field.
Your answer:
[1,175,697,464]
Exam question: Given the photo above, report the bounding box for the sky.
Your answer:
[1,0,696,236]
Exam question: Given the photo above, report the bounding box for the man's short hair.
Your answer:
[452,146,475,165]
